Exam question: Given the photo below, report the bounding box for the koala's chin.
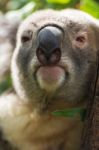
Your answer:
[36,66,65,92]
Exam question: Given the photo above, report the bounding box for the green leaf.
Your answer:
[0,75,12,94]
[47,0,71,4]
[6,2,36,20]
[51,108,86,121]
[80,0,99,18]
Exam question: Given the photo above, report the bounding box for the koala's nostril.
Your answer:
[36,48,47,65]
[36,48,61,65]
[50,48,61,65]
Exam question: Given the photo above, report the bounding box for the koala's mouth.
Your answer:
[36,66,66,92]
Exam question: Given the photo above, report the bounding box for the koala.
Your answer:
[0,9,99,150]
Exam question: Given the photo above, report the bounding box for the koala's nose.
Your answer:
[36,26,63,65]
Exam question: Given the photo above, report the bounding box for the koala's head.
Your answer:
[11,9,99,108]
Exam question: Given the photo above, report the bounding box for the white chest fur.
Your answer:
[0,94,83,150]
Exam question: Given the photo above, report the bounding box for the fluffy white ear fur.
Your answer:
[61,9,99,49]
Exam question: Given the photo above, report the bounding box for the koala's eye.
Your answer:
[76,35,85,43]
[21,30,33,43]
[73,32,88,49]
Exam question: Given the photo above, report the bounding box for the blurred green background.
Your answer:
[0,0,99,18]
[0,0,99,94]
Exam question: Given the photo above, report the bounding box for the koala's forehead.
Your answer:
[18,9,96,36]
[18,10,64,35]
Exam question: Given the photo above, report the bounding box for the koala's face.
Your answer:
[12,10,98,106]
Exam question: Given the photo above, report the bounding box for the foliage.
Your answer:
[0,0,99,18]
[80,0,99,18]
[0,76,12,94]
